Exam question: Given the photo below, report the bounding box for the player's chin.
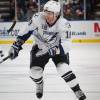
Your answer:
[46,18,54,24]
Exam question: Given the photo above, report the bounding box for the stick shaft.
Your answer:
[0,21,16,64]
[7,21,16,33]
[0,55,10,64]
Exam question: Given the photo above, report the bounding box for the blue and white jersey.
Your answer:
[17,12,71,53]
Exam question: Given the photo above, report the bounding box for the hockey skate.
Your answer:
[75,90,86,100]
[36,81,43,99]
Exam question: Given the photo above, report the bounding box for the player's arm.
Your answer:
[59,19,72,54]
[9,18,37,60]
[60,19,71,39]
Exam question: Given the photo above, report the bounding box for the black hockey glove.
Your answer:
[9,44,22,60]
[9,38,23,60]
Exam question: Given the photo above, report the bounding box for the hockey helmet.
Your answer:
[43,0,61,15]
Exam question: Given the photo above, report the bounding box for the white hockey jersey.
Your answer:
[18,12,71,54]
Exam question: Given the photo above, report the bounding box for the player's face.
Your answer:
[44,10,57,24]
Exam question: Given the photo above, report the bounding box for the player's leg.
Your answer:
[29,45,49,99]
[30,66,44,99]
[52,45,86,100]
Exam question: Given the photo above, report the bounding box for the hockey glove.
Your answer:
[9,42,22,60]
[48,46,60,56]
[9,37,24,60]
[9,45,19,60]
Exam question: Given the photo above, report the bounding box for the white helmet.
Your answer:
[43,0,61,15]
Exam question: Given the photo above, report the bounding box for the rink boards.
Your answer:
[0,21,100,44]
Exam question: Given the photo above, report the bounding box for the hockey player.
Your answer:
[8,0,86,100]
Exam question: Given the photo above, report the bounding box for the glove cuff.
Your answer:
[12,44,22,51]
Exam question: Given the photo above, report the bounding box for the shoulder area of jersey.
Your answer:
[57,17,71,29]
[57,16,69,25]
[59,16,68,22]
[28,12,44,26]
[32,12,44,20]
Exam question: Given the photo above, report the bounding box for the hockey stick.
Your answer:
[0,20,16,34]
[0,55,10,64]
[7,20,16,33]
[0,21,16,64]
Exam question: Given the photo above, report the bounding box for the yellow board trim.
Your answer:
[0,39,100,44]
[0,40,33,44]
[72,39,100,43]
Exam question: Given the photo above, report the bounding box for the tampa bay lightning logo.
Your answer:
[42,31,58,45]
[41,24,58,45]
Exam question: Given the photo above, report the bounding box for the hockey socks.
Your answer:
[36,80,43,99]
[30,76,43,99]
[71,84,86,100]
[62,71,86,100]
